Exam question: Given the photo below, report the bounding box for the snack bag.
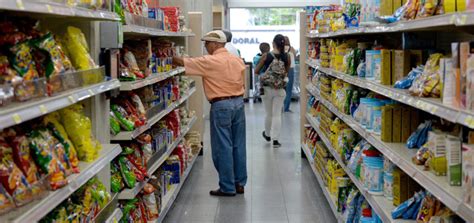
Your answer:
[118,156,137,188]
[60,104,101,162]
[0,139,34,206]
[111,104,135,131]
[29,129,68,190]
[0,55,21,84]
[63,26,97,71]
[126,145,148,179]
[8,130,47,197]
[110,113,121,135]
[43,112,80,173]
[9,41,39,80]
[111,163,124,193]
[123,49,145,79]
[0,184,15,214]
[142,183,159,221]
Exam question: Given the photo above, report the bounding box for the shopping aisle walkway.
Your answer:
[164,102,336,223]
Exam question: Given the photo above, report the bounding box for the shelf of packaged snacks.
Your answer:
[0,78,120,130]
[147,116,197,176]
[119,67,186,91]
[306,58,474,130]
[301,143,342,222]
[123,25,196,37]
[0,144,122,223]
[117,116,197,200]
[0,0,120,21]
[305,114,412,223]
[105,208,123,223]
[153,146,202,223]
[306,83,474,222]
[111,87,196,141]
[305,13,474,38]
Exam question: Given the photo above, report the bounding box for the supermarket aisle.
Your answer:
[164,102,336,223]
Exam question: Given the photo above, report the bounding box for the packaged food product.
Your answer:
[0,139,34,206]
[0,184,15,214]
[60,104,101,162]
[43,112,80,173]
[110,113,121,135]
[123,49,145,79]
[142,183,159,220]
[29,129,69,190]
[9,41,39,80]
[118,156,137,188]
[63,26,97,71]
[111,163,124,193]
[111,104,135,131]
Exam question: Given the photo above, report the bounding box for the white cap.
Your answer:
[201,30,227,43]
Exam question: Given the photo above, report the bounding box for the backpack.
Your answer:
[260,52,286,89]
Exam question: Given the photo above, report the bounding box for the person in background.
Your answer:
[283,36,296,112]
[254,34,290,148]
[172,30,247,197]
[252,42,270,102]
[223,29,241,58]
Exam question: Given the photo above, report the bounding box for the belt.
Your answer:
[209,95,242,104]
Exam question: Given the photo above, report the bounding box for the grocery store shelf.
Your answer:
[306,83,474,222]
[305,13,474,38]
[147,116,197,175]
[305,114,412,223]
[123,24,196,37]
[0,79,120,130]
[301,144,342,222]
[0,0,119,20]
[306,59,474,129]
[118,181,148,200]
[120,67,186,91]
[105,208,123,223]
[0,144,122,223]
[153,147,202,223]
[111,87,196,141]
[118,116,197,200]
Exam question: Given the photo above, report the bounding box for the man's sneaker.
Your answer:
[273,140,282,148]
[262,131,271,142]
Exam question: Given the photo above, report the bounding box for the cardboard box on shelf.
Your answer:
[410,108,420,133]
[381,105,393,142]
[380,0,393,16]
[446,135,462,186]
[393,167,409,206]
[381,49,392,85]
[392,105,402,142]
[452,42,462,108]
[392,50,411,85]
[401,107,411,142]
[445,0,456,12]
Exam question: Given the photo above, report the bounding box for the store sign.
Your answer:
[232,37,261,45]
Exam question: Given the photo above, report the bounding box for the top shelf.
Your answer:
[306,12,474,38]
[0,0,120,21]
[123,25,196,37]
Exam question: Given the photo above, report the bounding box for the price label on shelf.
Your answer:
[12,114,22,124]
[39,105,48,114]
[464,116,474,128]
[68,96,76,103]
[16,0,25,10]
[450,15,456,24]
[459,15,467,25]
[88,11,94,18]
[88,89,95,95]
[46,4,53,13]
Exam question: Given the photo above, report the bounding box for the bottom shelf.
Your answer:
[302,144,342,222]
[154,147,202,223]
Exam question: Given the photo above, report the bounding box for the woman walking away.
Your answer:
[283,36,296,112]
[255,34,290,148]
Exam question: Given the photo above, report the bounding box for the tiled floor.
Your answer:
[164,102,337,223]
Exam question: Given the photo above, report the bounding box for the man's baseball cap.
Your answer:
[201,30,227,43]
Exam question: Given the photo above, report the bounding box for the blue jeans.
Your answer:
[210,97,247,193]
[284,68,295,111]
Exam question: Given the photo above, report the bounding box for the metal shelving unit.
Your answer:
[0,78,120,130]
[0,144,122,223]
[307,58,474,130]
[123,24,196,37]
[117,116,197,200]
[301,144,342,222]
[119,67,186,91]
[152,146,202,223]
[306,12,474,38]
[111,87,196,141]
[306,83,474,222]
[0,0,120,20]
[305,114,413,223]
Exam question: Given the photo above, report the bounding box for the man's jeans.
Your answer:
[210,97,247,193]
[284,68,295,111]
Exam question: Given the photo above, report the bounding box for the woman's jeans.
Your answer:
[210,97,247,193]
[284,68,295,111]
[262,87,286,140]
